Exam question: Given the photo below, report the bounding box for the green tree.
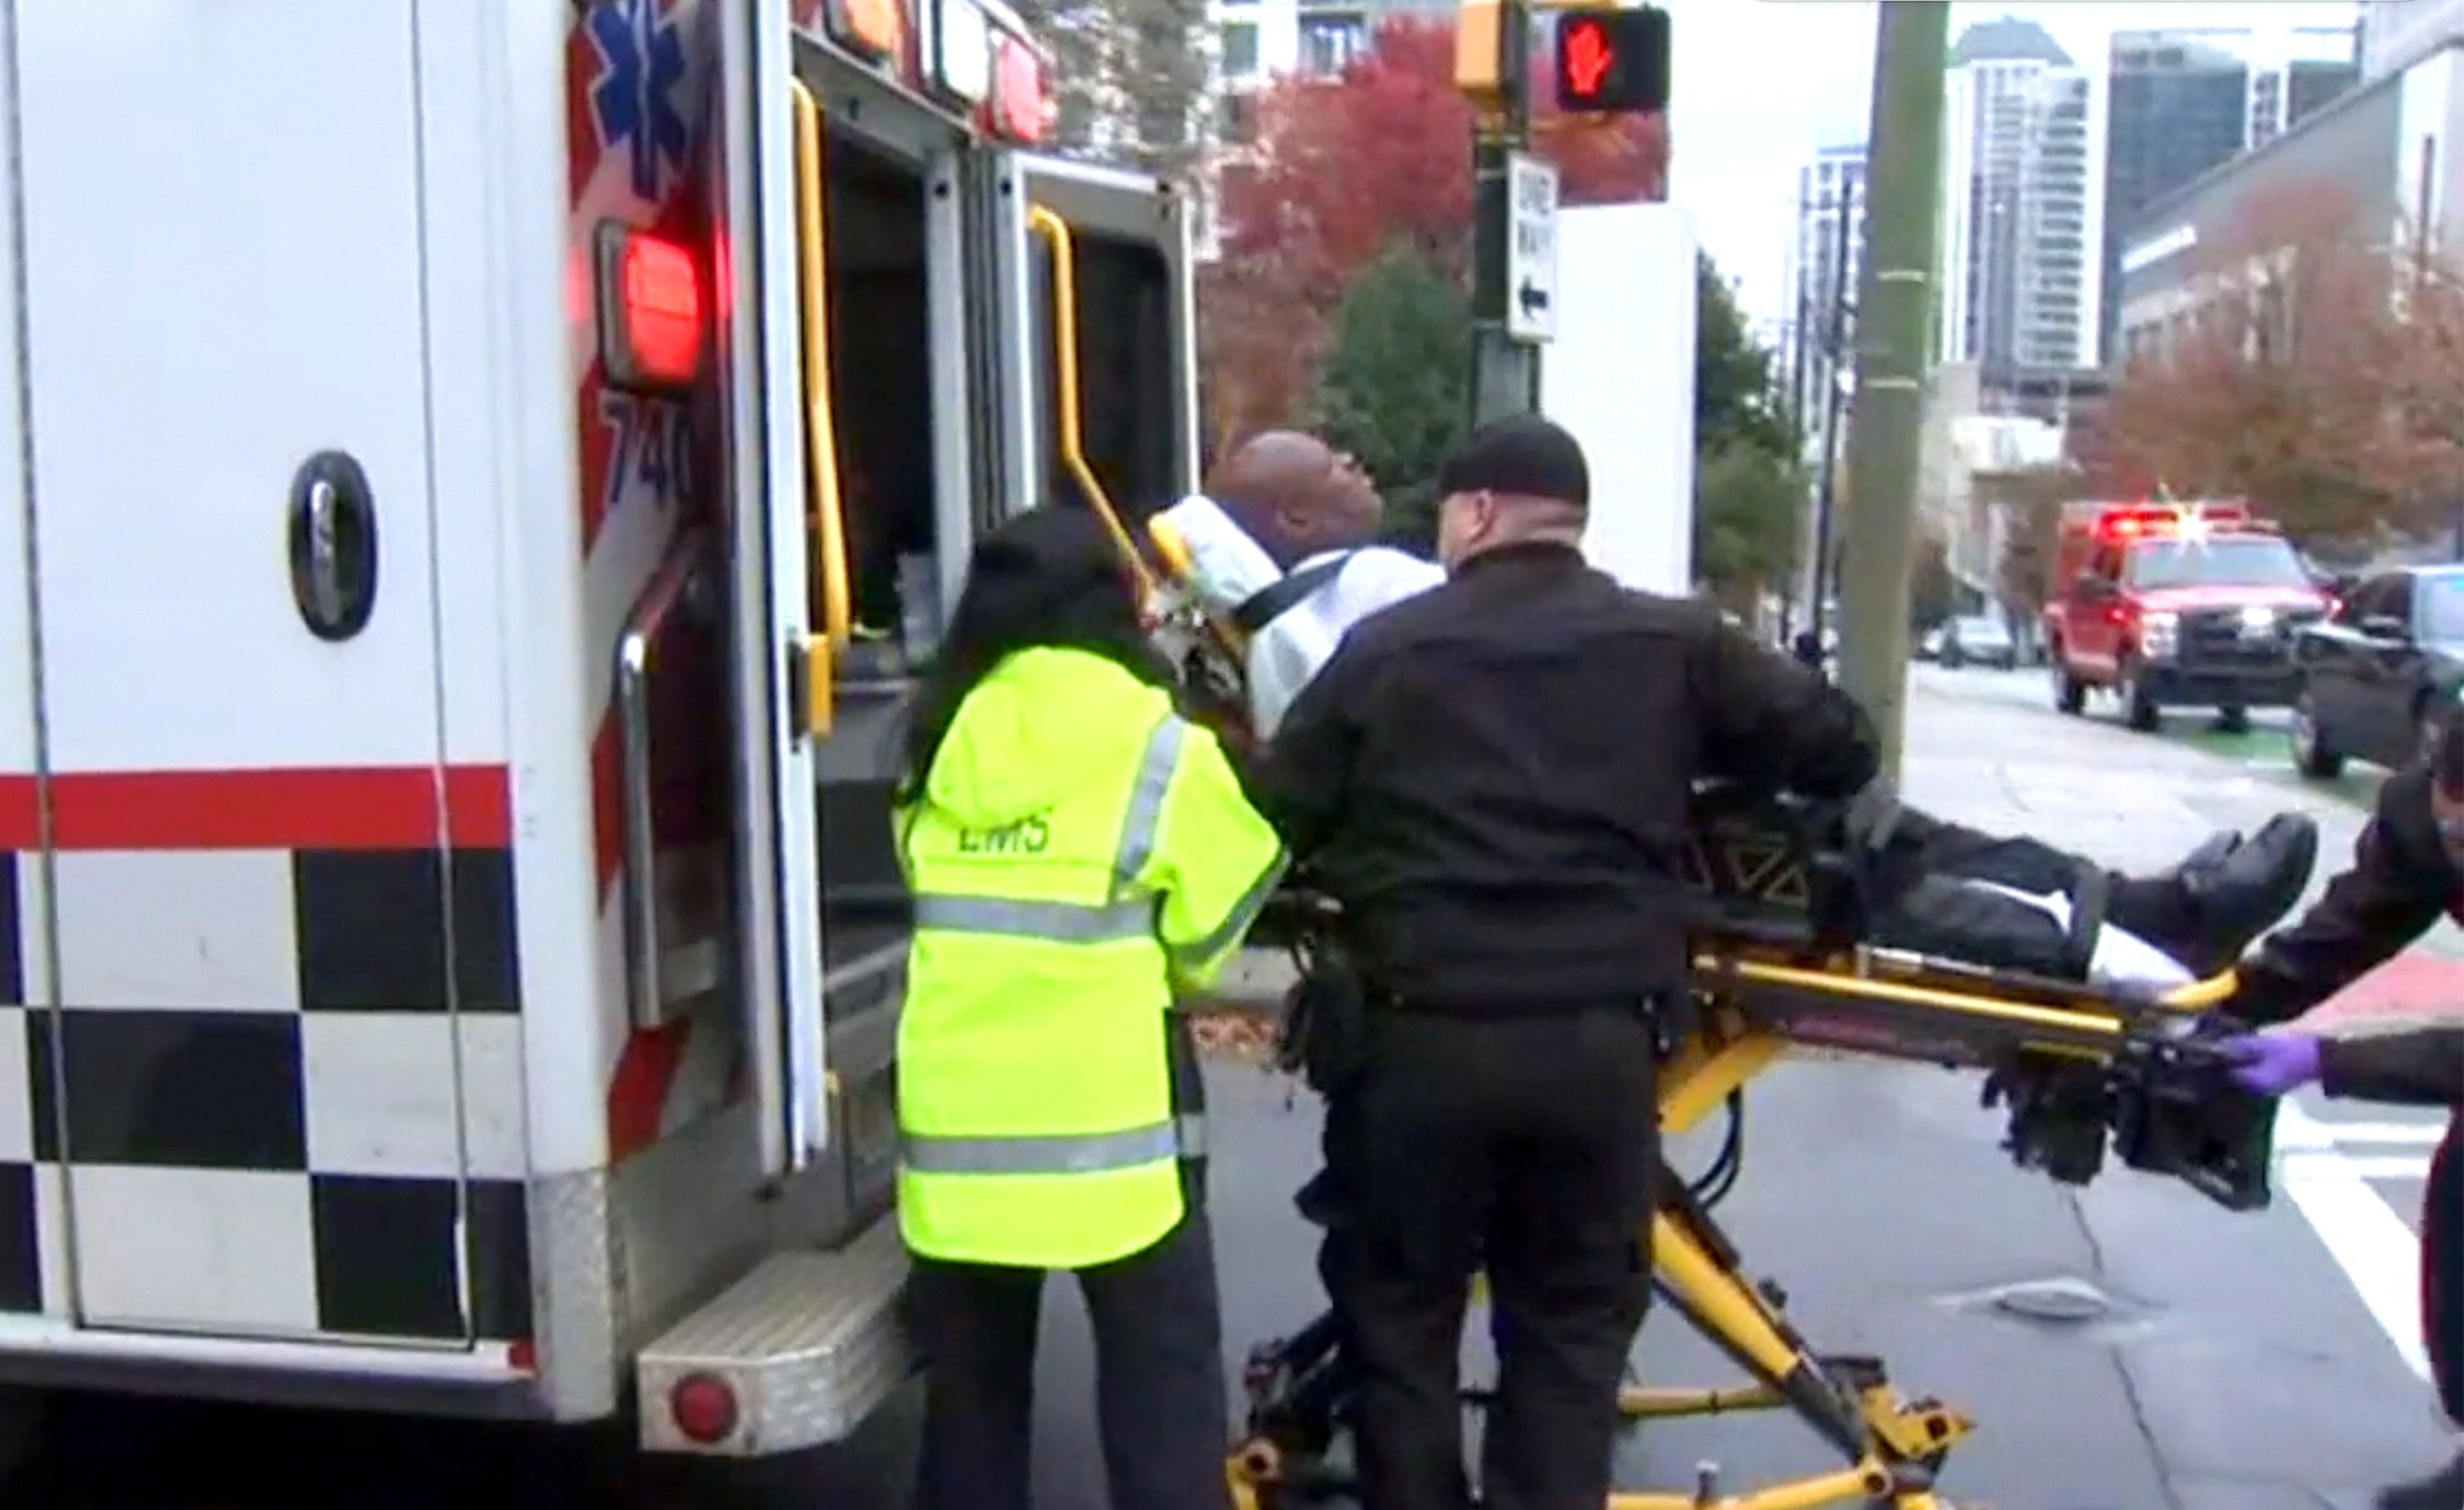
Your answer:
[1691,255,1801,597]
[1304,245,1471,554]
[1693,442,1802,597]
[1696,256,1793,459]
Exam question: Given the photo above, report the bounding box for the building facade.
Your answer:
[1937,18,2107,373]
[1210,0,1454,95]
[2364,0,2464,80]
[2114,40,2459,367]
[2101,25,2360,355]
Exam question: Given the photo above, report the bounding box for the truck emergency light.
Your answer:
[2092,501,2250,541]
[596,224,703,393]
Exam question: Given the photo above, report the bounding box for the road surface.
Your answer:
[10,666,2458,1508]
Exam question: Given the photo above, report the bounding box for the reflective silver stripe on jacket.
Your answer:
[904,712,1218,1176]
[913,711,1187,943]
[1171,852,1290,970]
[902,1117,1179,1175]
[1111,715,1185,896]
[910,894,1154,941]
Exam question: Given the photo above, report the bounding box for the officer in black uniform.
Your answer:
[1253,415,1886,1510]
[2209,717,2464,1510]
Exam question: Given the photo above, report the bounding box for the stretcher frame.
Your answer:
[1124,513,2263,1508]
[1222,908,2247,1510]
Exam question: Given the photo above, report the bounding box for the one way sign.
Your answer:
[1506,153,1558,343]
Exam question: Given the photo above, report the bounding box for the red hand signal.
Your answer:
[1563,20,1615,97]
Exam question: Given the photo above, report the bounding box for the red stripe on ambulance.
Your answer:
[0,764,511,852]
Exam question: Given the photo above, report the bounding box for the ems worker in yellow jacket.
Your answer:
[894,504,1287,1510]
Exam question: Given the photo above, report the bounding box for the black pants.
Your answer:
[2426,1117,2464,1427]
[1891,807,2188,941]
[1320,1008,1657,1510]
[906,1205,1231,1510]
[1858,808,2191,977]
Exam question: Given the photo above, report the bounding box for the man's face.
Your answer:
[1286,447,1381,550]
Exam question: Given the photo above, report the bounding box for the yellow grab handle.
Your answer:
[1026,204,1157,602]
[788,79,850,741]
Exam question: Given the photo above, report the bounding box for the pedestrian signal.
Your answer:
[1552,6,1668,114]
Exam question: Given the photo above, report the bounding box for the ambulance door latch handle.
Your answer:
[287,449,379,642]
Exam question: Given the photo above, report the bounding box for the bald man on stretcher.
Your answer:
[1153,431,2320,994]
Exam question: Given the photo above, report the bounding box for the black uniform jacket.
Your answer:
[2234,767,2458,1027]
[1251,542,1880,1014]
[2232,763,2464,1421]
[2318,1024,2464,1107]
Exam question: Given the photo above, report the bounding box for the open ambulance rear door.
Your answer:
[981,154,1200,537]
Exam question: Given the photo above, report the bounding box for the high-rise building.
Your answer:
[2099,24,2358,354]
[1781,143,1865,446]
[1937,18,2106,372]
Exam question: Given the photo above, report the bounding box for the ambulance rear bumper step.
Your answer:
[636,1215,913,1457]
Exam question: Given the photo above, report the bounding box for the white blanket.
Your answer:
[1151,495,2193,994]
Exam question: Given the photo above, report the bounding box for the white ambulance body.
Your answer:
[0,0,1195,1459]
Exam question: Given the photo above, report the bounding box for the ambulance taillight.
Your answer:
[595,222,703,393]
[669,1371,740,1445]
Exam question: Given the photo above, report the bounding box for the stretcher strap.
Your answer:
[2061,860,2109,982]
[1230,551,1354,636]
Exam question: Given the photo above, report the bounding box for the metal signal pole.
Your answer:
[1467,0,1540,428]
[1833,1,1949,779]
[1805,167,1857,648]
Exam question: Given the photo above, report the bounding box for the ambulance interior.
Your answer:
[804,110,1188,968]
[817,134,934,665]
[1026,228,1181,529]
[809,126,934,973]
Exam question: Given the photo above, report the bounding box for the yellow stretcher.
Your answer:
[1218,799,2276,1510]
[1035,389,2272,1505]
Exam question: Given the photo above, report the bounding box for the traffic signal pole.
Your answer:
[1459,2,1664,431]
[1467,0,1538,428]
[1832,1,1949,781]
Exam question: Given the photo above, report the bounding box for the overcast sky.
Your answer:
[1667,0,2367,329]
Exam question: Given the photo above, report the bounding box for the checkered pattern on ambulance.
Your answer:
[0,0,744,1389]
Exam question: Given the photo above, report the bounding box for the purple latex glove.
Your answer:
[2221,1032,2324,1095]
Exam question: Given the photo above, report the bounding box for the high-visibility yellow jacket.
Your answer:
[894,646,1286,1269]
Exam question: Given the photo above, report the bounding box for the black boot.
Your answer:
[2377,1451,2464,1510]
[2130,813,2320,978]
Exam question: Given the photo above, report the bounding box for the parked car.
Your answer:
[1939,614,2016,670]
[2288,564,2464,779]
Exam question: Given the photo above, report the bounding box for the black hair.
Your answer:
[2438,715,2464,798]
[896,505,1174,807]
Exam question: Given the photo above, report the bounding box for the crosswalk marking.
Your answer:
[2275,1102,2434,1381]
[2284,1152,2431,1182]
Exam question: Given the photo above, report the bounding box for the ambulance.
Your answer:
[0,0,1194,1467]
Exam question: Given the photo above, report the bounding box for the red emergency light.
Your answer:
[2091,500,2250,541]
[597,224,703,393]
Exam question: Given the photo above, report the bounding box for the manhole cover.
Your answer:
[1988,1277,2115,1323]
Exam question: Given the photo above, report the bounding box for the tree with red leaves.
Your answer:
[1200,16,1668,439]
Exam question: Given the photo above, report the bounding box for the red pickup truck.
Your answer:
[2041,500,2334,733]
